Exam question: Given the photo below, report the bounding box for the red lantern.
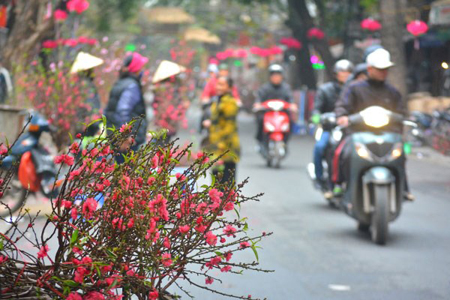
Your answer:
[54,9,68,21]
[67,0,90,14]
[42,40,59,49]
[78,36,89,44]
[224,49,235,58]
[64,38,79,47]
[407,20,428,36]
[361,18,382,32]
[280,37,302,50]
[250,47,261,55]
[307,28,325,40]
[236,49,248,59]
[269,46,283,55]
[216,52,228,61]
[87,38,98,46]
[0,6,7,28]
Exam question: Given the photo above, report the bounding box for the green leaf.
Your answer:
[210,174,216,186]
[243,222,249,232]
[70,230,79,247]
[86,118,102,129]
[215,251,223,258]
[105,249,117,259]
[251,243,259,262]
[95,265,102,277]
[63,280,79,288]
[68,132,73,143]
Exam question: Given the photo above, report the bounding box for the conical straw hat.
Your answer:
[152,60,186,84]
[70,52,104,74]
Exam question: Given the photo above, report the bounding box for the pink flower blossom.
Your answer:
[209,188,223,203]
[147,176,156,185]
[67,0,90,14]
[224,201,234,211]
[161,253,173,267]
[149,290,159,300]
[74,266,88,283]
[119,123,131,133]
[54,9,68,21]
[82,197,98,218]
[221,266,232,273]
[37,244,49,259]
[163,236,171,249]
[224,251,233,262]
[205,231,217,246]
[67,292,82,300]
[223,225,237,237]
[240,242,251,249]
[195,224,207,233]
[71,207,78,220]
[179,225,190,234]
[84,291,105,300]
[0,144,8,155]
[72,247,82,255]
[0,255,8,264]
[205,277,214,285]
[54,154,74,166]
[61,200,72,209]
[81,256,92,265]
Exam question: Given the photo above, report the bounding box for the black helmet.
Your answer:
[353,63,367,78]
[268,64,284,74]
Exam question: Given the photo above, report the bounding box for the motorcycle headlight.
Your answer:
[332,130,343,142]
[265,123,276,132]
[360,106,390,128]
[355,142,373,161]
[315,127,323,142]
[390,143,403,160]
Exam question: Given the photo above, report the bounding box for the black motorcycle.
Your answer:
[327,106,414,245]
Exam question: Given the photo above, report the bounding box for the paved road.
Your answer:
[184,113,450,300]
[3,112,450,300]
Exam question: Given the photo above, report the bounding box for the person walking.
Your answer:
[203,76,240,184]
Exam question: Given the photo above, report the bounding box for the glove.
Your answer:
[311,114,321,125]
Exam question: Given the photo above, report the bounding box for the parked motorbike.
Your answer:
[255,99,296,168]
[0,112,59,217]
[328,106,413,245]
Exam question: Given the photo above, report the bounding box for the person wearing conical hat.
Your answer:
[151,60,189,144]
[71,52,104,137]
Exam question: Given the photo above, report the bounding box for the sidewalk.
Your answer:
[409,146,450,165]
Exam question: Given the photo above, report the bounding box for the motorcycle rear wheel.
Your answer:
[371,185,389,245]
[0,177,27,218]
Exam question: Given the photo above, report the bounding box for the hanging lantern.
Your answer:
[236,49,248,59]
[216,52,228,61]
[250,47,262,55]
[269,46,283,55]
[407,20,428,36]
[42,40,59,49]
[280,37,302,50]
[0,5,7,28]
[361,18,382,32]
[307,28,325,40]
[67,0,90,14]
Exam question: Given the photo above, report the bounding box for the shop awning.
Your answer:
[183,27,221,44]
[429,0,450,26]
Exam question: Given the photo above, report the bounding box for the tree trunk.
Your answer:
[1,1,56,70]
[379,0,408,96]
[288,0,336,81]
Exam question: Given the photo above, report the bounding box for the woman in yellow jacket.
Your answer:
[203,76,240,184]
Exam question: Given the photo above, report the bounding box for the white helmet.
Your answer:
[207,64,219,74]
[334,59,354,73]
[269,64,284,74]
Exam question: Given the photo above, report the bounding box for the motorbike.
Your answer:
[326,106,414,245]
[254,99,296,168]
[307,112,342,205]
[0,112,59,217]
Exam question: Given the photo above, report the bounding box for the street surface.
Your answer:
[184,112,450,300]
[3,111,450,300]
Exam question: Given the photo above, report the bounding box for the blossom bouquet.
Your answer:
[0,120,271,299]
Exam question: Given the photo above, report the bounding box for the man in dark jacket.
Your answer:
[313,60,353,190]
[105,52,149,156]
[334,48,413,200]
[253,64,294,144]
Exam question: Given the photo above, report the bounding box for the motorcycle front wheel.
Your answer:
[371,185,389,245]
[0,176,27,218]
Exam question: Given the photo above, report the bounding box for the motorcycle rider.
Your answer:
[312,60,354,192]
[334,48,414,200]
[253,64,294,146]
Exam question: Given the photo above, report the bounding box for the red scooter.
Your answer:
[255,99,297,168]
